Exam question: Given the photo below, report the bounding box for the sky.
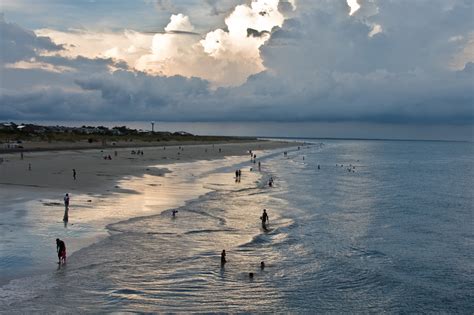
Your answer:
[0,0,473,140]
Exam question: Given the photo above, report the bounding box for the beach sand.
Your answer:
[0,140,290,194]
[0,140,297,286]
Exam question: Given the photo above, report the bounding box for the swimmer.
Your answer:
[249,272,254,278]
[261,261,265,270]
[172,210,178,217]
[56,238,66,264]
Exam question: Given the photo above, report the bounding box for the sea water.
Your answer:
[1,140,473,313]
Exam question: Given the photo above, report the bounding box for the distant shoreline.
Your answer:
[0,138,264,154]
[259,136,470,143]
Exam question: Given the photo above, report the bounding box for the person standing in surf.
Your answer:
[261,209,269,228]
[221,250,227,265]
[63,193,70,222]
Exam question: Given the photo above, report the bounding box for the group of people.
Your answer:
[235,169,242,182]
[58,192,71,264]
[220,209,269,278]
[52,145,279,272]
[336,163,356,173]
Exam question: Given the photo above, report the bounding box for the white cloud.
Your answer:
[5,59,76,73]
[368,23,382,37]
[35,28,153,67]
[34,0,290,87]
[165,14,195,32]
[347,0,360,15]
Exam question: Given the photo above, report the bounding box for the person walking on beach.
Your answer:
[258,161,261,171]
[261,209,269,227]
[221,250,227,265]
[56,238,67,264]
[63,193,70,222]
[72,169,76,180]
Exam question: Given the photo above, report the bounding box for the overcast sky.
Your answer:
[0,0,473,139]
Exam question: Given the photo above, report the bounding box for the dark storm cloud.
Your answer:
[0,16,63,63]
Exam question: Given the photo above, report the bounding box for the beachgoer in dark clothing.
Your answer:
[56,238,66,264]
[221,250,227,265]
[261,209,269,226]
[268,177,274,187]
[261,261,265,270]
[73,169,76,180]
[64,193,69,208]
[63,193,70,222]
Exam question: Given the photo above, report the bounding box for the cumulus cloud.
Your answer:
[37,0,289,87]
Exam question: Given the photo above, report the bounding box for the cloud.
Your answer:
[37,0,289,87]
[1,0,473,130]
[0,16,63,63]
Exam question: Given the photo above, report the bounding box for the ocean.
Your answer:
[1,139,473,313]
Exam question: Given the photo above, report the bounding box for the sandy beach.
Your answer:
[0,140,291,194]
[0,140,297,286]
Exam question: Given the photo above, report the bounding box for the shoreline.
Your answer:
[0,140,297,195]
[0,138,260,154]
[0,144,294,310]
[0,140,300,289]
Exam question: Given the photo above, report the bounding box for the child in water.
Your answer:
[56,238,66,264]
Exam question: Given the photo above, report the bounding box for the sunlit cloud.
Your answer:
[34,0,290,87]
[5,59,76,73]
[35,28,153,66]
[347,0,361,15]
[368,23,382,37]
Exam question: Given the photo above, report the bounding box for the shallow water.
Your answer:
[1,140,473,313]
